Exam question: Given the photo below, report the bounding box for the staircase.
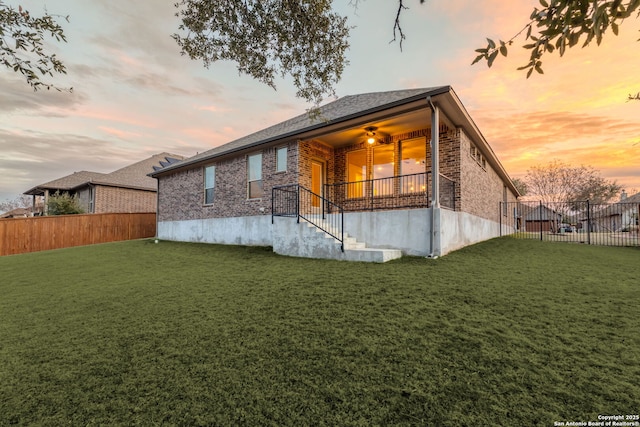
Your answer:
[303,219,402,263]
[271,184,403,263]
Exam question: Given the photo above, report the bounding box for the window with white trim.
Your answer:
[204,165,215,204]
[248,153,263,199]
[276,146,287,172]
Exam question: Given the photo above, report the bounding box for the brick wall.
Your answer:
[433,127,461,210]
[157,127,516,223]
[158,141,299,222]
[94,186,157,213]
[298,140,334,189]
[459,130,517,221]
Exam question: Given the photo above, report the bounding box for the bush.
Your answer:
[46,191,84,215]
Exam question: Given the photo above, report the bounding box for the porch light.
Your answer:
[364,126,377,144]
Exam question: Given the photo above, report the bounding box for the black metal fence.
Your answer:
[500,200,640,247]
[272,184,344,251]
[324,172,456,212]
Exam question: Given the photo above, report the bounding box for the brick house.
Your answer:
[151,87,519,261]
[24,153,184,214]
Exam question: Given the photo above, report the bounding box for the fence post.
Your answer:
[539,200,543,241]
[587,200,591,245]
[499,202,503,236]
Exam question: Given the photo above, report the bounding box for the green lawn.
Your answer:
[0,238,638,426]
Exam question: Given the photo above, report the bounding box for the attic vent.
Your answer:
[165,157,181,164]
[152,165,162,171]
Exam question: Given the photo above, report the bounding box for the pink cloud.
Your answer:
[98,126,144,140]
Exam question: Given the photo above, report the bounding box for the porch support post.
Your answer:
[44,189,49,216]
[427,96,442,258]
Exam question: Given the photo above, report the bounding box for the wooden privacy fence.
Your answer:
[0,212,156,256]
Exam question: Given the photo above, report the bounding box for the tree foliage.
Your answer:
[173,0,639,105]
[46,191,84,215]
[173,0,350,106]
[472,0,640,78]
[511,177,529,196]
[524,160,622,205]
[0,1,69,91]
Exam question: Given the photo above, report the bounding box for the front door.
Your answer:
[311,160,324,208]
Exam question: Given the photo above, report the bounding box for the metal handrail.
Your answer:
[272,184,344,252]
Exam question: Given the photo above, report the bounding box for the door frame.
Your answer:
[310,159,326,206]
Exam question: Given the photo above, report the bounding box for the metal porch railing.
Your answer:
[324,172,456,212]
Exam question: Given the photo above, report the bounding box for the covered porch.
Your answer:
[294,90,462,216]
[273,91,458,259]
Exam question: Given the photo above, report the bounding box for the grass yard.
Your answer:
[0,238,638,426]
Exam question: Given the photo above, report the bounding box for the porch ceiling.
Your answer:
[308,106,452,148]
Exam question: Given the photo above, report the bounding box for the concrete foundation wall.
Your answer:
[157,208,509,257]
[272,217,344,260]
[342,209,432,256]
[440,209,509,254]
[157,215,272,246]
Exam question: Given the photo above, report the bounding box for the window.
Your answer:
[247,153,263,199]
[204,165,215,204]
[400,138,427,193]
[373,145,394,195]
[276,146,287,172]
[347,149,367,198]
[470,142,486,170]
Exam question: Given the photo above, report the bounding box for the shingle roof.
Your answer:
[622,191,640,204]
[92,153,184,190]
[25,153,185,195]
[590,191,640,218]
[151,87,449,176]
[36,171,108,191]
[0,207,31,218]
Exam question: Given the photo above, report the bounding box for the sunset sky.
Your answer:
[1,0,639,204]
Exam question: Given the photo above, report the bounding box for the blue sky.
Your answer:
[1,0,639,204]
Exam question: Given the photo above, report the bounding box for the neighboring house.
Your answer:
[0,206,42,218]
[517,204,564,232]
[24,153,184,215]
[584,191,640,232]
[151,87,519,261]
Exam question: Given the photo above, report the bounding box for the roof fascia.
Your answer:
[150,86,452,178]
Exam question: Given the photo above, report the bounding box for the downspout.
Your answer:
[155,177,160,239]
[427,96,440,258]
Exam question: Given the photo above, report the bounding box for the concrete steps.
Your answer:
[302,219,402,263]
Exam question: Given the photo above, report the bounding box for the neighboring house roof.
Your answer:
[90,154,183,191]
[0,207,30,218]
[24,153,185,196]
[621,191,640,204]
[520,204,563,221]
[589,191,640,219]
[149,86,519,196]
[27,171,108,194]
